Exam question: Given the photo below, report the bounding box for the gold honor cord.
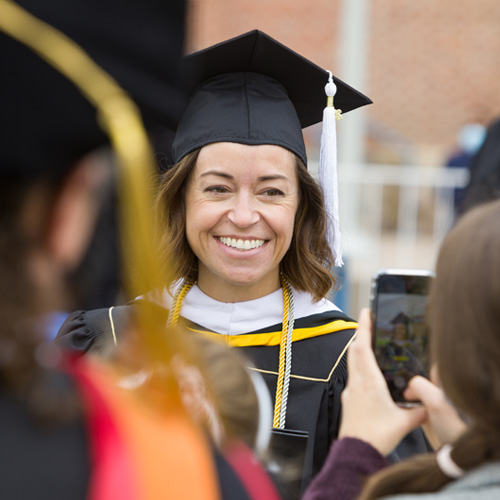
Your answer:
[273,277,290,428]
[167,281,195,327]
[0,1,180,384]
[170,277,295,429]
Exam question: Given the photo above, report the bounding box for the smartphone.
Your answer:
[370,269,434,407]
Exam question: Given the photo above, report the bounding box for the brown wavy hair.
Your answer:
[154,147,336,301]
[360,199,500,499]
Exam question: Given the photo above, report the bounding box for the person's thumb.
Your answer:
[400,405,427,433]
[405,376,442,408]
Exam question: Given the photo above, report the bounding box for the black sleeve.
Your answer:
[55,306,133,356]
[328,350,348,443]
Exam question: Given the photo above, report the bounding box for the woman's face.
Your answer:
[393,323,408,341]
[185,142,299,301]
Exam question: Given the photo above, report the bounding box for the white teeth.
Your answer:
[218,237,265,250]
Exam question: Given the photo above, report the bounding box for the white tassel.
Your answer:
[319,71,343,267]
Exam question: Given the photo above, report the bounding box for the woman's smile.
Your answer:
[185,142,299,302]
[217,236,267,251]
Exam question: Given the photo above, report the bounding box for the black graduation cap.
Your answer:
[172,29,372,166]
[391,312,410,326]
[0,0,187,177]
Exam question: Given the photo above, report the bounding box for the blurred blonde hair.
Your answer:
[187,334,260,450]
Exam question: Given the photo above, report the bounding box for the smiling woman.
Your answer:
[57,30,371,493]
[149,31,371,489]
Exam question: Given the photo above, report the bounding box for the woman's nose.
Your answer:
[226,194,260,227]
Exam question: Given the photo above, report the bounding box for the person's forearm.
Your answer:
[302,437,390,500]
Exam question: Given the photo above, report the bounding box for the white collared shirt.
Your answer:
[144,283,340,335]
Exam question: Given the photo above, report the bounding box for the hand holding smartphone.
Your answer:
[370,269,434,407]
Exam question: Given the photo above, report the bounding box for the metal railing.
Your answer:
[318,162,470,314]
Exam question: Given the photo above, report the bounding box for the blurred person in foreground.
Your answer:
[304,199,500,500]
[0,1,280,499]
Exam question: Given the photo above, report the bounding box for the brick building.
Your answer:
[186,0,500,166]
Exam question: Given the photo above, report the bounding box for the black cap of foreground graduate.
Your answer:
[0,0,187,177]
[172,29,372,166]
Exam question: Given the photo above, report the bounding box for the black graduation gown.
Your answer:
[56,302,357,490]
[238,313,355,484]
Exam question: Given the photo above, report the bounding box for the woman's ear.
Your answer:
[44,152,112,273]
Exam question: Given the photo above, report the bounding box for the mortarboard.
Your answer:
[391,312,410,325]
[0,0,187,177]
[173,29,371,166]
[172,30,372,265]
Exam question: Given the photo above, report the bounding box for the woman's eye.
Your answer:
[206,186,229,194]
[262,188,284,197]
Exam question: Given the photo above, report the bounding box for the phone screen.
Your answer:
[371,271,433,405]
